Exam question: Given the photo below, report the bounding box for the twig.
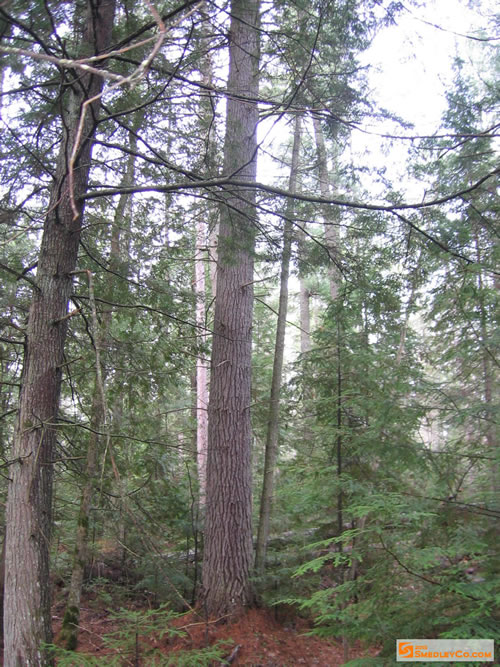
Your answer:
[68,1,202,219]
[0,453,32,469]
[223,644,241,664]
[0,336,24,345]
[378,535,479,601]
[0,261,38,289]
[53,307,82,325]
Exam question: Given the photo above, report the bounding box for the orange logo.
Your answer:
[397,639,493,662]
[398,642,414,658]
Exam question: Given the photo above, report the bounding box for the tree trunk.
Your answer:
[474,233,498,496]
[3,2,115,664]
[255,114,302,573]
[195,221,209,502]
[202,0,260,617]
[312,114,340,300]
[396,251,421,366]
[59,127,137,651]
[59,357,105,650]
[299,276,311,355]
[195,6,218,500]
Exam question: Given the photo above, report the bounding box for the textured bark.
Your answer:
[3,2,115,664]
[60,129,137,651]
[255,115,302,573]
[203,0,260,617]
[0,538,4,649]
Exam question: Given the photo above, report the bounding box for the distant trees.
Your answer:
[0,0,497,663]
[255,114,302,574]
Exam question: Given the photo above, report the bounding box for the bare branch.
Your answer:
[82,166,500,213]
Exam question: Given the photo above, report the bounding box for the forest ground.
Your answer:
[51,592,378,665]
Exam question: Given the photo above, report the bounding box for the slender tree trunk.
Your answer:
[396,251,421,365]
[299,276,311,355]
[0,19,10,122]
[59,129,137,651]
[195,222,209,502]
[3,3,115,663]
[313,114,344,535]
[255,115,302,573]
[60,351,105,649]
[202,0,260,617]
[474,233,498,496]
[209,224,219,298]
[195,6,218,501]
[313,114,340,300]
[313,113,349,657]
[0,538,4,650]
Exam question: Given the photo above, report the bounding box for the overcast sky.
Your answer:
[347,0,498,199]
[364,0,496,131]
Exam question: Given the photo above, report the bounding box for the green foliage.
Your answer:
[46,640,231,666]
[46,605,232,665]
[1,0,498,660]
[133,552,195,609]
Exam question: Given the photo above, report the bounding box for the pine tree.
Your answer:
[202,0,261,617]
[3,1,116,662]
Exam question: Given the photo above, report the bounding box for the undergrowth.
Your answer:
[46,604,233,665]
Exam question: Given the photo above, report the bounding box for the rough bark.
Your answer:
[255,115,302,573]
[3,2,115,664]
[202,0,260,617]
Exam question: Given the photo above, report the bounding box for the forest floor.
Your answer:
[52,593,378,665]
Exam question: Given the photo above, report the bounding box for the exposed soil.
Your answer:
[52,596,377,665]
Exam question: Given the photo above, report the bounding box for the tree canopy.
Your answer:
[0,0,498,664]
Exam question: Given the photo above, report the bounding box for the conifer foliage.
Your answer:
[0,0,497,663]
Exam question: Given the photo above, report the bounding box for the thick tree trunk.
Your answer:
[202,0,260,617]
[59,130,136,651]
[255,115,302,573]
[3,2,115,664]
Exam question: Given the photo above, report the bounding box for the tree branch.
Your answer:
[82,166,500,213]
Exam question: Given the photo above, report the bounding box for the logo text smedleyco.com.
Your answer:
[397,639,494,662]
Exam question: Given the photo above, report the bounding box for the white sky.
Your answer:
[350,0,497,194]
[257,1,498,201]
[273,0,498,352]
[364,0,495,129]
